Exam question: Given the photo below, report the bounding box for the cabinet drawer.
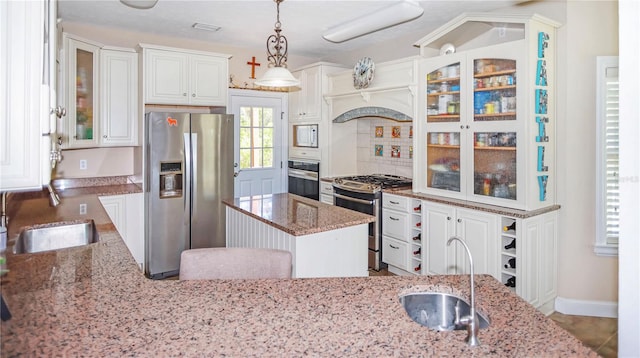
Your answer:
[320,181,334,195]
[320,194,333,205]
[382,209,409,241]
[383,194,410,211]
[289,147,320,160]
[382,236,407,269]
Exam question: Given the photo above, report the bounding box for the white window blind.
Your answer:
[595,56,619,256]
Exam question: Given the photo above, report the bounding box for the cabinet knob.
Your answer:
[103,135,107,138]
[460,125,464,129]
[192,93,196,97]
[183,93,187,96]
[457,218,462,223]
[466,125,470,129]
[447,216,451,220]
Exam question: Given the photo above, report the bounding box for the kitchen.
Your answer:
[0,0,637,356]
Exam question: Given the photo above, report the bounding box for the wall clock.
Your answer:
[353,57,375,89]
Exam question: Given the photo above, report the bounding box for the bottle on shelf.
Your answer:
[413,247,421,256]
[414,264,421,272]
[412,233,421,241]
[504,239,516,250]
[505,276,516,288]
[503,222,516,232]
[413,204,422,212]
[504,258,516,269]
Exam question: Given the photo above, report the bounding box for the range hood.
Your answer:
[324,58,417,123]
[333,106,412,123]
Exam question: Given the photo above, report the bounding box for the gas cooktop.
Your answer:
[333,174,412,193]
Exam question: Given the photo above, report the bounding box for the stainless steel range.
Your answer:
[333,174,412,271]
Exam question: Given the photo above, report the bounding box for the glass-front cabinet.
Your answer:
[65,35,101,148]
[416,14,558,211]
[423,51,520,205]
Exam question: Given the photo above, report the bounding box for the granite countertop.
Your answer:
[0,181,595,356]
[386,188,561,219]
[223,193,375,236]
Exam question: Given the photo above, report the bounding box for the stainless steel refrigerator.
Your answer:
[144,112,234,279]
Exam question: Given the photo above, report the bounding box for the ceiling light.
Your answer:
[254,0,300,88]
[120,0,158,10]
[322,0,424,43]
[192,23,221,32]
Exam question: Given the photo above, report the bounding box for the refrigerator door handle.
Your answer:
[183,133,192,226]
[190,133,198,220]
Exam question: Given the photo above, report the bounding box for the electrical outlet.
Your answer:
[79,203,87,215]
[80,159,87,170]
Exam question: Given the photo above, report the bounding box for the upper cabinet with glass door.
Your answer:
[64,34,101,148]
[415,13,560,211]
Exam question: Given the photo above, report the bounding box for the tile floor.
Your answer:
[369,268,618,357]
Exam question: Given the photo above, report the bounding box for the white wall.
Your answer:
[555,1,619,309]
[55,147,134,178]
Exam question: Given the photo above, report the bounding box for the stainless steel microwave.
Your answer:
[293,124,318,148]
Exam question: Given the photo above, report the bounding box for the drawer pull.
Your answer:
[389,244,399,250]
[389,217,399,221]
[390,200,400,204]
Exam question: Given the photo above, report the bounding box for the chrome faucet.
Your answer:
[447,236,480,347]
[47,183,61,207]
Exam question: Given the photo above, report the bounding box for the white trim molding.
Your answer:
[555,296,618,318]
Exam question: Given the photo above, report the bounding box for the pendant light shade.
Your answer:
[255,0,300,88]
[255,67,300,87]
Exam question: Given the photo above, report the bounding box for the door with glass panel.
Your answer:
[230,90,286,198]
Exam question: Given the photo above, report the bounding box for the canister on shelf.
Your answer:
[483,174,492,196]
[484,102,494,114]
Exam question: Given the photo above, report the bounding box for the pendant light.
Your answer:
[254,0,300,88]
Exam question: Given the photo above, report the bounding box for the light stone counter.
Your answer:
[0,182,595,357]
[223,193,375,236]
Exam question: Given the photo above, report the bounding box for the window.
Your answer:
[238,106,274,169]
[595,56,619,256]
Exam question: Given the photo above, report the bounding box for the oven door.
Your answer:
[288,160,319,200]
[333,188,384,271]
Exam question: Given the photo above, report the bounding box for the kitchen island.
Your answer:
[0,180,596,357]
[223,193,375,278]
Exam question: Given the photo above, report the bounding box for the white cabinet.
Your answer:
[0,0,56,191]
[422,198,557,313]
[64,34,101,148]
[501,211,558,314]
[99,193,144,271]
[62,34,139,148]
[414,14,559,211]
[100,48,138,146]
[423,201,498,277]
[381,194,422,273]
[290,66,321,121]
[141,45,229,106]
[287,63,345,177]
[319,181,334,205]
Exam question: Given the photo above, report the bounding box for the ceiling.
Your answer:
[57,0,526,59]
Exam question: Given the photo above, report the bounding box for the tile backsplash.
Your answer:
[356,118,413,178]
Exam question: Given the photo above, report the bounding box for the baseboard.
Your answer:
[554,296,618,318]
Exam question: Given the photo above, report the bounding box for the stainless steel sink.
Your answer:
[399,292,490,331]
[13,220,99,254]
